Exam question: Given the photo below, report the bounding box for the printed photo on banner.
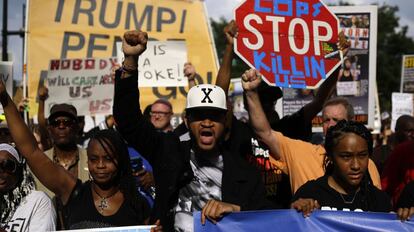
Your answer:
[400,54,414,93]
[44,58,116,117]
[282,5,378,131]
[116,41,188,87]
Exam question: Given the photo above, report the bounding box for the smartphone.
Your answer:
[130,156,144,173]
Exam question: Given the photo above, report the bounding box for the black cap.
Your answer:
[49,103,78,121]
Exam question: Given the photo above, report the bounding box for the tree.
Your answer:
[376,4,414,111]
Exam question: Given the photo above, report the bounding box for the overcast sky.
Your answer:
[1,0,413,81]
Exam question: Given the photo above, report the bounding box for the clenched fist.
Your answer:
[122,30,148,57]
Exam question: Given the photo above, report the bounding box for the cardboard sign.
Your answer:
[234,0,341,89]
[26,0,218,117]
[400,54,414,93]
[116,41,188,87]
[391,92,414,131]
[44,58,116,116]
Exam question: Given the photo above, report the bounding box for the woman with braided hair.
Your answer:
[0,143,56,231]
[0,69,161,229]
[291,120,392,216]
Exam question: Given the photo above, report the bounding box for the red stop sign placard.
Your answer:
[235,0,341,89]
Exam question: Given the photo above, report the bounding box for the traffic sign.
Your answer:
[235,0,342,89]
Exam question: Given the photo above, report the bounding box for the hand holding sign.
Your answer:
[122,30,148,57]
[241,69,262,92]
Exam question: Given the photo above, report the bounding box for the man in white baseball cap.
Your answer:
[113,30,269,231]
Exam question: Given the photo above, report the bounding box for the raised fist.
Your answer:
[183,62,196,80]
[241,69,262,92]
[224,20,238,45]
[38,86,49,101]
[122,30,148,57]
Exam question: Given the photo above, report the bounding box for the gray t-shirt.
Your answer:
[174,151,223,232]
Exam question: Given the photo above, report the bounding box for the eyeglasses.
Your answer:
[150,111,171,117]
[0,159,18,174]
[50,118,75,127]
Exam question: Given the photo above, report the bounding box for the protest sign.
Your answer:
[391,92,414,131]
[0,62,15,113]
[44,58,116,116]
[282,5,378,131]
[26,0,218,117]
[400,54,414,93]
[194,209,414,232]
[116,41,188,87]
[234,0,341,89]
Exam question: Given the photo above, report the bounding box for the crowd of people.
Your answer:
[1,21,414,232]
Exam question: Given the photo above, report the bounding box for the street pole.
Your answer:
[2,0,8,61]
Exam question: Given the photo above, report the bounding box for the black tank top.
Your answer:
[63,180,149,229]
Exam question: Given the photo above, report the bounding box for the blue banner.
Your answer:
[194,209,414,232]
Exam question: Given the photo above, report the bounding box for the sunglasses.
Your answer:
[50,118,75,127]
[0,159,18,174]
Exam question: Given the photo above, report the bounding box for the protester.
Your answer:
[150,99,173,133]
[213,21,355,208]
[0,80,160,230]
[114,30,269,231]
[242,69,382,194]
[396,181,414,221]
[381,140,414,207]
[290,120,391,216]
[36,101,89,229]
[394,115,414,144]
[0,143,56,231]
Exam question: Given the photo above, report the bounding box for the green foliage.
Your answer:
[376,4,414,111]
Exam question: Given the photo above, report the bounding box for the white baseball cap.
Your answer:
[186,84,227,111]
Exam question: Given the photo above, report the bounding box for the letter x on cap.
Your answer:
[186,84,227,111]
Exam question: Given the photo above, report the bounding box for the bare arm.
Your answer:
[0,83,76,203]
[242,69,281,159]
[183,62,197,88]
[302,67,340,122]
[215,20,237,95]
[302,32,350,121]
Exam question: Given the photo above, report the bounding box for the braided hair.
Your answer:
[323,120,373,210]
[0,157,36,224]
[88,130,147,220]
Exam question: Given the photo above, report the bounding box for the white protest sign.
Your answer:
[0,62,14,113]
[117,41,188,87]
[391,92,414,131]
[44,58,117,117]
[336,81,360,96]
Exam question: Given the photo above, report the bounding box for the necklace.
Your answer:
[338,189,359,204]
[53,147,79,171]
[91,184,119,212]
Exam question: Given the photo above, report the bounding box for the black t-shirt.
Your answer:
[63,181,150,229]
[293,175,392,212]
[397,181,414,208]
[224,117,291,208]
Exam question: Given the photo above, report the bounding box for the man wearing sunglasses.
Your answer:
[0,143,56,231]
[33,103,89,229]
